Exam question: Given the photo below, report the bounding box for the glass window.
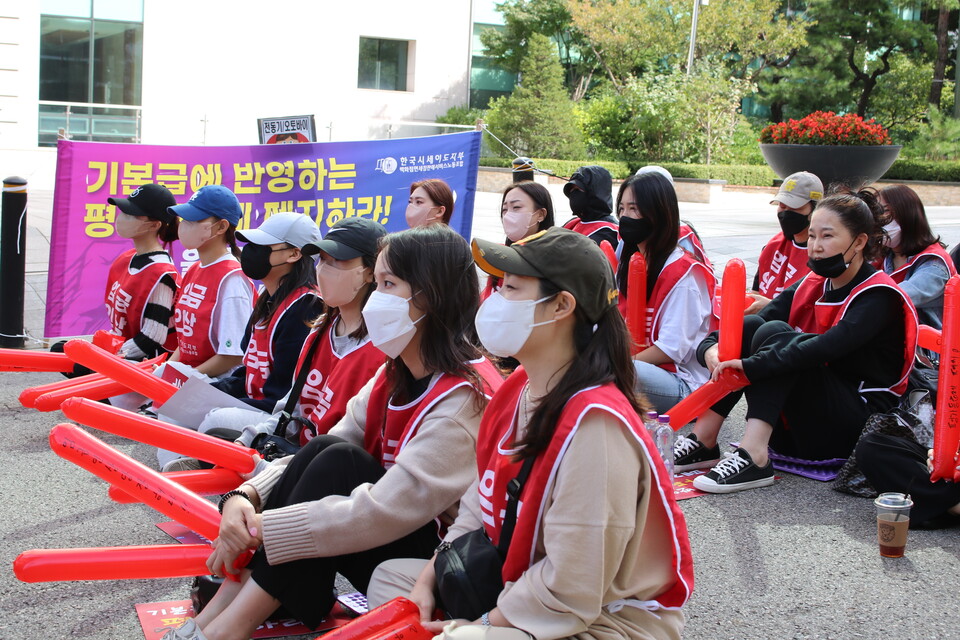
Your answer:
[94,0,143,21]
[358,37,409,91]
[39,17,91,102]
[92,21,143,105]
[40,0,91,18]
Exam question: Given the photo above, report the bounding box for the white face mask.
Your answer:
[316,262,366,308]
[474,291,555,358]
[178,220,217,250]
[502,210,537,243]
[361,290,424,359]
[883,220,901,249]
[115,211,154,239]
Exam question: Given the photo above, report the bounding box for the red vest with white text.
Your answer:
[563,217,618,240]
[362,358,503,468]
[104,249,180,351]
[293,323,384,440]
[174,258,251,368]
[756,232,810,298]
[886,243,957,284]
[788,271,918,395]
[678,223,711,270]
[242,286,320,400]
[476,369,694,609]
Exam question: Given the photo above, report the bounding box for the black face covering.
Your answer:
[807,240,856,279]
[618,216,654,246]
[567,190,591,216]
[241,243,282,280]
[777,209,810,239]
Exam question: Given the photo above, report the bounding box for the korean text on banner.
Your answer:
[46,131,481,338]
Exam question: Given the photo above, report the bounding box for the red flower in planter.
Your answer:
[760,111,892,145]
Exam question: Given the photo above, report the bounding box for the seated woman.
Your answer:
[877,184,956,329]
[675,190,918,494]
[617,172,715,414]
[161,224,503,640]
[208,217,388,449]
[406,178,454,227]
[368,228,693,640]
[481,181,555,301]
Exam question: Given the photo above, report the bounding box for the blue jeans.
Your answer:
[633,361,692,415]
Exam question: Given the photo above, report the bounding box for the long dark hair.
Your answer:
[310,250,377,341]
[515,279,648,459]
[158,218,179,252]
[502,181,555,246]
[815,188,886,262]
[615,173,679,301]
[250,246,317,326]
[880,184,943,258]
[378,225,488,406]
[224,224,241,259]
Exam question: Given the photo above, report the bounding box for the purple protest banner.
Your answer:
[46,131,481,338]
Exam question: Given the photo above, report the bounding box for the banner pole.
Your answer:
[0,176,28,349]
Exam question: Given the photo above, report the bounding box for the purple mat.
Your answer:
[730,442,846,481]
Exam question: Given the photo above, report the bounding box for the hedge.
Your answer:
[479,157,960,185]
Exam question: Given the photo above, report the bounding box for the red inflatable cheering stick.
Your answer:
[23,354,166,411]
[626,252,648,355]
[48,423,222,540]
[109,468,244,504]
[931,276,960,482]
[320,598,433,640]
[665,259,749,429]
[60,397,257,474]
[14,544,211,582]
[0,348,76,373]
[63,339,177,406]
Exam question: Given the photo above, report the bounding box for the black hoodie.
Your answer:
[563,165,619,248]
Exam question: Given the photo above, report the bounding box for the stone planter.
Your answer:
[759,143,902,190]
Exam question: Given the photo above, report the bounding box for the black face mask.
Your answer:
[777,209,810,239]
[618,216,654,246]
[241,243,283,280]
[807,240,856,279]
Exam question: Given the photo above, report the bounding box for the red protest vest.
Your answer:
[174,257,252,368]
[242,285,320,400]
[294,322,385,440]
[104,249,180,351]
[361,357,504,467]
[476,369,694,609]
[886,243,957,284]
[756,232,810,298]
[563,217,618,241]
[678,223,711,270]
[788,271,918,395]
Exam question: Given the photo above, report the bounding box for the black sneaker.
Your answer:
[674,433,721,472]
[693,447,775,494]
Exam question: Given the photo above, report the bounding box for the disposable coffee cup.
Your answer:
[874,492,913,558]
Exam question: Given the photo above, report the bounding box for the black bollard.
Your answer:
[0,176,27,348]
[512,157,535,183]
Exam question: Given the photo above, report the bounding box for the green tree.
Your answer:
[484,33,586,159]
[868,51,954,136]
[480,0,597,99]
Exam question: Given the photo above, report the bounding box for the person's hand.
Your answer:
[422,619,470,634]
[219,494,259,553]
[408,579,437,624]
[704,344,720,374]
[239,453,263,481]
[744,291,770,315]
[927,449,934,474]
[711,358,744,383]
[206,539,243,579]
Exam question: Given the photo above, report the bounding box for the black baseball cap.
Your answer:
[108,183,177,223]
[472,227,618,322]
[303,217,387,260]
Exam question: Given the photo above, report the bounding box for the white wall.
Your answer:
[139,0,473,146]
[0,1,42,162]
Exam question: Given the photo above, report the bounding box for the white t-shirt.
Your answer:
[207,255,255,356]
[653,247,713,389]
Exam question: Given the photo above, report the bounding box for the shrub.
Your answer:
[436,105,486,126]
[883,159,960,182]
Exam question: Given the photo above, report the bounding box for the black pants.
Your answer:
[247,435,438,629]
[710,317,872,460]
[855,432,960,528]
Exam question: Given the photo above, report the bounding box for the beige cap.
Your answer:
[771,171,824,209]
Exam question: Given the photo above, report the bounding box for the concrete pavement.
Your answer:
[0,185,959,639]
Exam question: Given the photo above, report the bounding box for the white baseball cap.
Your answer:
[237,212,322,249]
[771,172,824,209]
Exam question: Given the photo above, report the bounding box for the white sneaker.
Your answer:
[161,457,202,473]
[159,618,208,640]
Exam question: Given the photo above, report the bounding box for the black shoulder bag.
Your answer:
[252,330,324,461]
[434,456,536,621]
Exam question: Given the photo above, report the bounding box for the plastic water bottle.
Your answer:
[645,411,659,441]
[655,414,675,482]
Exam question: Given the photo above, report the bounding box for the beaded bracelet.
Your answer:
[218,490,253,514]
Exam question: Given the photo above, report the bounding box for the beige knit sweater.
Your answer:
[243,371,484,565]
[445,411,686,640]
